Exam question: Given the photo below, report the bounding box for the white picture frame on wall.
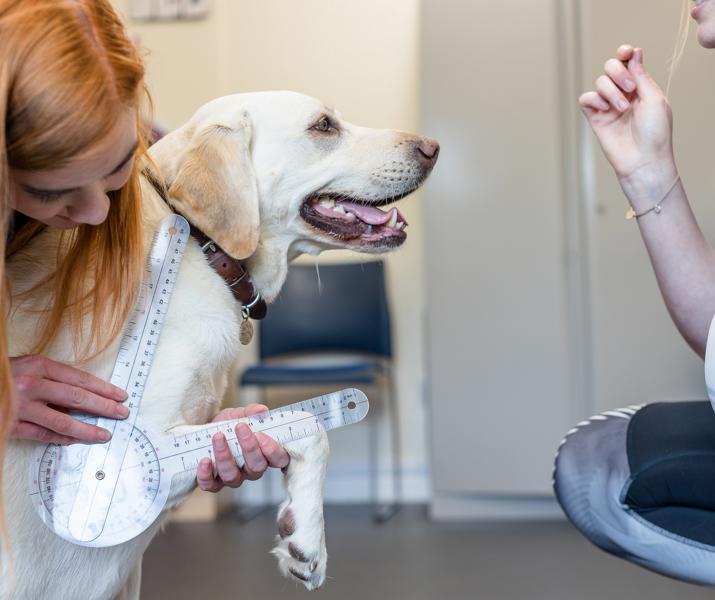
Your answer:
[129,0,210,21]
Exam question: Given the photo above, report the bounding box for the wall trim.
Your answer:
[234,464,430,506]
[431,493,565,521]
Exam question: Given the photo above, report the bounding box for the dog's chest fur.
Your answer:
[8,195,242,428]
[1,195,244,599]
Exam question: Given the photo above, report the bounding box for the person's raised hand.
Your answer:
[579,46,675,182]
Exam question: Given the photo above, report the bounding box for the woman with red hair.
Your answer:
[0,0,287,563]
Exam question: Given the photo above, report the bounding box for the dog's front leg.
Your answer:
[272,430,329,590]
[168,421,330,589]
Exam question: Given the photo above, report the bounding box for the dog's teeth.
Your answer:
[396,222,404,230]
[318,198,335,208]
[387,209,398,229]
[333,204,346,214]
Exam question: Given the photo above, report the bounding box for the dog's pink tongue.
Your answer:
[339,202,408,226]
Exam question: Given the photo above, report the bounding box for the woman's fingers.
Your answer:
[256,432,290,469]
[596,75,630,113]
[616,44,635,62]
[43,357,128,401]
[236,423,268,480]
[579,91,610,113]
[579,44,673,180]
[211,403,268,422]
[579,45,643,115]
[212,432,243,486]
[243,403,269,417]
[9,355,130,445]
[196,413,287,492]
[625,48,661,100]
[198,427,271,490]
[196,458,224,492]
[604,58,635,94]
[15,376,129,420]
[19,401,111,442]
[211,406,245,422]
[12,355,127,401]
[213,407,272,482]
[12,421,77,446]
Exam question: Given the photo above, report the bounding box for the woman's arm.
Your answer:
[620,163,715,358]
[580,45,715,357]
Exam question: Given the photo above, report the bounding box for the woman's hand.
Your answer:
[11,354,129,445]
[579,46,676,184]
[196,403,290,493]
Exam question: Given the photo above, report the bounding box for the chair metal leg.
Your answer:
[373,367,402,523]
[388,368,403,510]
[368,390,380,519]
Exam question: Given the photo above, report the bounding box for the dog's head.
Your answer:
[150,91,439,299]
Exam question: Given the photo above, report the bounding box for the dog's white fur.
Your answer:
[1,91,436,599]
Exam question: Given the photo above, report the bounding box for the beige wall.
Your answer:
[113,0,427,500]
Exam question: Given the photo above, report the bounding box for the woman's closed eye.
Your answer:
[25,187,66,203]
[21,155,134,202]
[104,155,134,186]
[105,150,135,180]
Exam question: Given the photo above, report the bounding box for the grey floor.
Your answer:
[141,505,715,600]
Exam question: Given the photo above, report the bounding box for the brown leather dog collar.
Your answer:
[142,169,267,320]
[189,228,267,319]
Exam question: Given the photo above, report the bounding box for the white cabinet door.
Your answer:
[424,0,715,510]
[422,0,578,497]
[580,0,715,412]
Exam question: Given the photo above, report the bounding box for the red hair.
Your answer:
[0,0,149,562]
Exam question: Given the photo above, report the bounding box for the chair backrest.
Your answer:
[259,261,392,359]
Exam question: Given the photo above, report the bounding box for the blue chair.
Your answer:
[240,261,401,521]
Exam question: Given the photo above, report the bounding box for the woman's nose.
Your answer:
[66,186,111,226]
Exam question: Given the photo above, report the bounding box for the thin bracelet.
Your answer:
[625,174,681,220]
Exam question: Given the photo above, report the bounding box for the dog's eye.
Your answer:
[311,116,336,134]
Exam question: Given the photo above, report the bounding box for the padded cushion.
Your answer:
[625,401,715,545]
[241,361,379,386]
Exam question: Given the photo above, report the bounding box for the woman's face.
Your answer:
[9,110,138,229]
[692,0,715,48]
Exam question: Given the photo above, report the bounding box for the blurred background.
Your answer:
[112,1,715,598]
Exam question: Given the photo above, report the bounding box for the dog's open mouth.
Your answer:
[300,195,408,248]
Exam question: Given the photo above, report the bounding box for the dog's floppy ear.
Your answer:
[168,112,259,259]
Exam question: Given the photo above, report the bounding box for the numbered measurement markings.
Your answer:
[28,214,369,548]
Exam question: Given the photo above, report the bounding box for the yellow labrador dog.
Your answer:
[2,91,438,598]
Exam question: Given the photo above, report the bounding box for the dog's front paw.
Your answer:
[271,505,327,590]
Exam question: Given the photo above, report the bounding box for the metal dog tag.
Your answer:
[240,316,254,345]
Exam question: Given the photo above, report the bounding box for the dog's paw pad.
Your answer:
[272,508,327,590]
[288,567,311,582]
[289,542,309,562]
[278,509,296,538]
[273,542,326,591]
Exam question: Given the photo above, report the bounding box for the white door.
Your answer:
[423,0,715,516]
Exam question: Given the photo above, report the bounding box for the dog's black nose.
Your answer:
[415,137,440,168]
